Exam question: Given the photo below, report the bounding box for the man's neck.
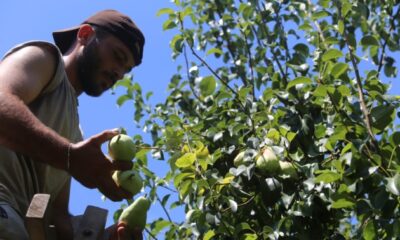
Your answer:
[62,54,83,96]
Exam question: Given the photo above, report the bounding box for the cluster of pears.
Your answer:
[233,146,298,178]
[108,134,151,231]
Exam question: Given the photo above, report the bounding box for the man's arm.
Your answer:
[0,44,131,201]
[0,45,70,169]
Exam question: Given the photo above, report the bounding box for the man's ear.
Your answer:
[77,24,95,45]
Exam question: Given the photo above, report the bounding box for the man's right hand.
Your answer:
[68,129,133,201]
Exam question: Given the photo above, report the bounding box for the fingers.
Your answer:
[91,128,120,145]
[117,224,130,240]
[98,177,130,201]
[117,222,143,240]
[132,227,143,240]
[111,160,133,172]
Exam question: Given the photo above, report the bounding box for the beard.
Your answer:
[76,39,103,97]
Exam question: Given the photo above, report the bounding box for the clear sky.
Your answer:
[2,1,400,237]
[0,0,184,231]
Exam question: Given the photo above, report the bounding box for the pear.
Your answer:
[233,151,245,167]
[119,196,151,230]
[279,161,298,179]
[256,147,281,175]
[108,134,136,161]
[113,170,143,196]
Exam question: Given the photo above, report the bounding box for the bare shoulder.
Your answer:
[1,43,59,73]
[0,43,60,103]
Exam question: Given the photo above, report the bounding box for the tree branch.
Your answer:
[239,23,256,98]
[377,6,400,75]
[183,44,202,101]
[255,2,288,86]
[340,21,379,152]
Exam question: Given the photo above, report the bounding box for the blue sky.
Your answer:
[0,0,184,230]
[2,1,400,237]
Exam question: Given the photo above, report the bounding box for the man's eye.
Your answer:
[113,51,123,62]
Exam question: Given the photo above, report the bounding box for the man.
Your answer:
[0,10,145,239]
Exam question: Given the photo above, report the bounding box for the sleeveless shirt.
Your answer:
[0,41,83,216]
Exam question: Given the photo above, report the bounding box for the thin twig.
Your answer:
[214,1,250,87]
[377,6,400,75]
[239,22,256,98]
[341,22,379,151]
[307,0,326,48]
[255,2,288,86]
[144,227,159,240]
[183,44,202,101]
[159,185,178,193]
[221,195,255,213]
[156,193,174,222]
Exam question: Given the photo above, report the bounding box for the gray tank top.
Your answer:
[0,41,83,216]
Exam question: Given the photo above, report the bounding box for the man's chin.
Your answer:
[85,89,104,97]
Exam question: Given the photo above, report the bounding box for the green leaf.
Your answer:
[331,198,355,209]
[199,76,216,96]
[150,219,172,236]
[203,230,216,240]
[341,1,352,17]
[206,47,223,56]
[174,172,195,189]
[179,179,193,199]
[337,85,351,97]
[371,105,395,131]
[163,19,177,31]
[337,20,344,35]
[156,8,175,16]
[341,142,353,155]
[244,234,258,240]
[175,153,196,168]
[386,174,400,196]
[170,34,184,53]
[331,62,349,78]
[161,194,170,207]
[315,171,341,183]
[361,35,380,47]
[325,37,339,45]
[312,10,329,20]
[293,43,310,57]
[286,76,312,90]
[116,94,132,106]
[363,220,377,240]
[390,132,400,146]
[313,85,330,97]
[322,49,343,62]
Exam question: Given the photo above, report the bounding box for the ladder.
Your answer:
[25,193,110,240]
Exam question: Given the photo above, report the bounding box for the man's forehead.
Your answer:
[109,35,136,68]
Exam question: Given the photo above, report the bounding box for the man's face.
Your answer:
[76,38,102,96]
[76,33,136,97]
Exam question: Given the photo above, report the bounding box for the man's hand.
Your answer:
[68,129,133,201]
[106,222,143,240]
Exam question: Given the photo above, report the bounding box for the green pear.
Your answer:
[279,161,298,179]
[119,196,151,230]
[108,134,136,161]
[233,151,245,167]
[394,174,400,194]
[113,170,143,196]
[256,147,281,174]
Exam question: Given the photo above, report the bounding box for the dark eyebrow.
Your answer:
[115,47,127,62]
[115,46,134,72]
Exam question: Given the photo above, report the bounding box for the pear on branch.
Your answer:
[119,195,151,230]
[108,134,137,162]
[112,170,143,196]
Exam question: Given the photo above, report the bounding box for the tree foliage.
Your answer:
[117,0,400,239]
